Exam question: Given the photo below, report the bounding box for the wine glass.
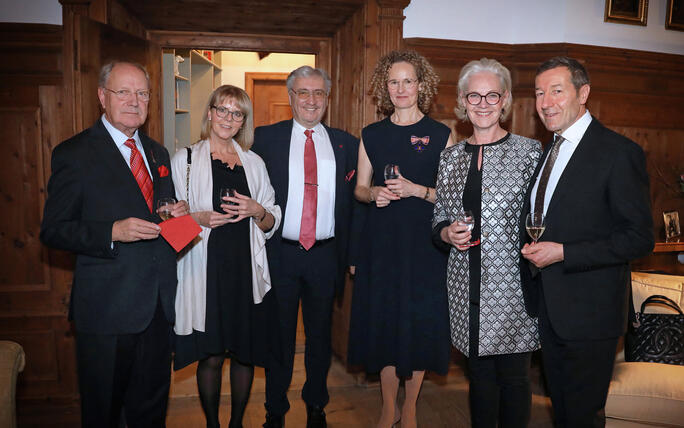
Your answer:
[526,212,546,243]
[157,197,176,221]
[383,164,400,181]
[456,209,479,247]
[219,188,238,218]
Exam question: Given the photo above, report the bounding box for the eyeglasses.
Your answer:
[387,78,418,90]
[103,88,151,101]
[465,92,502,105]
[211,106,245,121]
[291,89,328,100]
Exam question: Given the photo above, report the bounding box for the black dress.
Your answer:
[174,159,278,369]
[348,116,451,377]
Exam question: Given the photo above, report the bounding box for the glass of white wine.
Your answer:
[456,209,479,247]
[383,164,400,181]
[157,197,176,221]
[526,212,546,243]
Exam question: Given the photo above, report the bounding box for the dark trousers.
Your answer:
[538,293,619,428]
[75,300,173,428]
[265,240,336,416]
[467,303,532,428]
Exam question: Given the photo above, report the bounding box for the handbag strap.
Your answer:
[185,147,192,203]
[639,294,683,315]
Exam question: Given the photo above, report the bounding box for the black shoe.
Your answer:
[263,412,284,428]
[306,405,327,428]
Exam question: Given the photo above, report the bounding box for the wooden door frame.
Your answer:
[147,31,333,123]
[244,72,289,102]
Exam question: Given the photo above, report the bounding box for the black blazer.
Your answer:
[520,117,654,340]
[40,119,178,334]
[252,120,360,290]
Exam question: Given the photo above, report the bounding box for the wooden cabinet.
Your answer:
[162,49,222,154]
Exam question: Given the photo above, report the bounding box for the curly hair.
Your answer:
[369,50,440,116]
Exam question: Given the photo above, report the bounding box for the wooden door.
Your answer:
[245,72,292,128]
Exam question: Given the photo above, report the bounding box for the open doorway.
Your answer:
[162,49,315,155]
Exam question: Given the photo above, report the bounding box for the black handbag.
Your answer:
[625,294,684,365]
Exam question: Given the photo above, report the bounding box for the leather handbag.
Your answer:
[625,294,684,365]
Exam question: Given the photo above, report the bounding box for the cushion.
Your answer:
[630,272,683,312]
[606,362,684,426]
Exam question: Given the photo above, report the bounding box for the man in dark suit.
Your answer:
[521,56,654,427]
[252,66,359,428]
[40,61,187,427]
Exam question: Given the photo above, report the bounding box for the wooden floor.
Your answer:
[19,354,554,427]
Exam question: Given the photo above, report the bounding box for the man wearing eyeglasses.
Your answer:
[252,66,359,428]
[41,61,187,427]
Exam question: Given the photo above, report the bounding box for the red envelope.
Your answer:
[160,214,202,252]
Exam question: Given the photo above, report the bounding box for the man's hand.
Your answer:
[112,217,161,242]
[521,241,564,268]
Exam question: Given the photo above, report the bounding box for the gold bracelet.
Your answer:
[423,186,430,200]
[257,208,267,222]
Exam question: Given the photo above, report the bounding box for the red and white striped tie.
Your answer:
[124,138,153,213]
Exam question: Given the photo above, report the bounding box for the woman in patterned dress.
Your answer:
[432,58,542,428]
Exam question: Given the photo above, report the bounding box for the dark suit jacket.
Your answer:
[520,117,654,341]
[40,118,178,335]
[252,120,360,290]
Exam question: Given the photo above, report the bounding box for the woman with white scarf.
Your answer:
[171,85,282,428]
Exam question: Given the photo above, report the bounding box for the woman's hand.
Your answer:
[385,174,422,199]
[221,191,265,223]
[440,220,472,251]
[371,185,400,208]
[193,211,234,229]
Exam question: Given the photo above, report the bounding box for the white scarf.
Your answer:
[170,139,281,335]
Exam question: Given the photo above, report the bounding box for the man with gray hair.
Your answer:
[41,61,187,427]
[252,66,359,428]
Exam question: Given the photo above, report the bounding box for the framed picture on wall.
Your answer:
[663,211,681,241]
[666,0,684,31]
[604,0,649,26]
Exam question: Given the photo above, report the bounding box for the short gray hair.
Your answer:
[455,58,513,122]
[98,61,150,88]
[286,66,331,93]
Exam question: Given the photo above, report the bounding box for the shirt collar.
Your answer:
[292,119,324,135]
[101,114,140,148]
[558,110,591,146]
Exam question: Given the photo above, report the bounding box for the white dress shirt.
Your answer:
[101,114,153,180]
[281,120,336,241]
[530,110,592,215]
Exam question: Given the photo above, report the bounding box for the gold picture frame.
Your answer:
[604,0,649,26]
[663,210,681,241]
[666,0,684,31]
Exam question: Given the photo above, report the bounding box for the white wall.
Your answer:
[404,0,684,55]
[0,0,61,24]
[219,52,315,89]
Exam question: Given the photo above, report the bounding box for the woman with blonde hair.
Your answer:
[348,50,454,428]
[433,58,541,428]
[171,85,281,428]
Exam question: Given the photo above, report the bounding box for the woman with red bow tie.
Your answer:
[348,50,455,428]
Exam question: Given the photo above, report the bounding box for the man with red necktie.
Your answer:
[252,66,359,428]
[41,61,188,427]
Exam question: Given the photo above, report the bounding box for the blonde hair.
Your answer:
[369,50,440,116]
[455,58,512,123]
[200,85,254,151]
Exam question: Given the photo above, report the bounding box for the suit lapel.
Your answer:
[277,120,294,208]
[141,134,160,205]
[545,120,598,218]
[325,125,346,219]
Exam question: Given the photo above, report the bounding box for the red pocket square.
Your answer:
[160,215,201,252]
[158,165,169,177]
[345,169,356,182]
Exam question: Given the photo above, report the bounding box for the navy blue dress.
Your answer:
[348,116,451,377]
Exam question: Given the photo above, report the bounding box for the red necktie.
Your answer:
[124,138,153,213]
[299,129,317,250]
